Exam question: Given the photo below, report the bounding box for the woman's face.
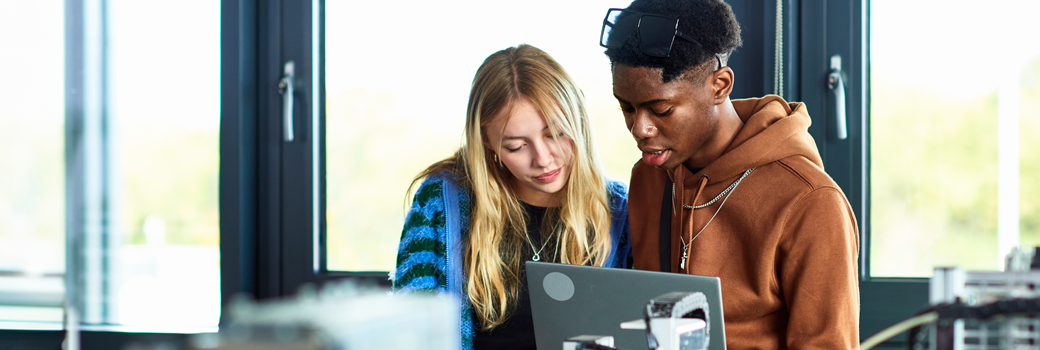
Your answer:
[484,98,575,207]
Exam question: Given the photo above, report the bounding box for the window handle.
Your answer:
[279,61,295,142]
[827,55,848,140]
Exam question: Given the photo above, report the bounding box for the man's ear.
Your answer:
[711,67,734,104]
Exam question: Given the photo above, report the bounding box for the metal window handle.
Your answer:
[827,55,847,140]
[279,61,295,142]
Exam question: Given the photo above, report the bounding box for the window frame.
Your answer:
[220,0,385,302]
[798,0,929,347]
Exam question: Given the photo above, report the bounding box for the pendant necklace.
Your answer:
[526,231,552,262]
[676,168,755,270]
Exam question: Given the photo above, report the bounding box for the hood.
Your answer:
[671,95,822,187]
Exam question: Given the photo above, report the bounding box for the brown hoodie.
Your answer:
[628,96,860,349]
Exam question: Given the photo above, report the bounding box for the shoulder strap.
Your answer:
[659,178,672,272]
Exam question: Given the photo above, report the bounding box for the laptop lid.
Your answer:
[526,261,726,350]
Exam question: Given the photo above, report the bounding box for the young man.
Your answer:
[601,0,860,348]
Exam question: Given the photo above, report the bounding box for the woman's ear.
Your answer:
[711,66,734,105]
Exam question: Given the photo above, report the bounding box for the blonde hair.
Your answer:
[410,44,612,329]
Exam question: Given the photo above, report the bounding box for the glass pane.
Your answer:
[325,1,638,271]
[100,0,221,326]
[0,0,66,326]
[870,1,1040,277]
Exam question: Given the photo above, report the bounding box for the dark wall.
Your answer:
[727,0,771,99]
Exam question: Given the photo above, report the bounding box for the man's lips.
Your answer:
[642,149,668,167]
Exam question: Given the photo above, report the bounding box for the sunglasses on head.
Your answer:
[599,8,701,58]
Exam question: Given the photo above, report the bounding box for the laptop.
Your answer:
[526,261,726,350]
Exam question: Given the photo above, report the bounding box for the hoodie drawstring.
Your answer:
[677,175,709,271]
[677,168,756,272]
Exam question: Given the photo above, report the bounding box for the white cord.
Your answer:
[773,0,784,97]
[859,312,938,350]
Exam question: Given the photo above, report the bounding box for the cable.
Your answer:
[859,312,938,350]
[769,0,782,96]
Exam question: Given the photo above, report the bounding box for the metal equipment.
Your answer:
[566,291,711,350]
[916,247,1040,350]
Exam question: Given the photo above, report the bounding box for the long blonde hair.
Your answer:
[411,44,612,329]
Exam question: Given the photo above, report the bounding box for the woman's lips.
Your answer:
[642,150,668,167]
[535,168,562,183]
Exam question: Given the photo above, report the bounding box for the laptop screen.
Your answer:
[526,261,726,350]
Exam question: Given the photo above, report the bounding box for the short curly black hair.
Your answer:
[604,0,742,83]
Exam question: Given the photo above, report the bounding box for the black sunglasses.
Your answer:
[599,8,700,58]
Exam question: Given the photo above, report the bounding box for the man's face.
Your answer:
[612,64,719,170]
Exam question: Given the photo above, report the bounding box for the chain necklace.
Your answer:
[526,231,552,261]
[520,203,555,262]
[677,168,755,270]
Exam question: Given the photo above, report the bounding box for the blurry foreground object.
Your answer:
[862,246,1040,350]
[188,280,459,350]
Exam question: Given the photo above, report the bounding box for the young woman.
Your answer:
[392,44,631,350]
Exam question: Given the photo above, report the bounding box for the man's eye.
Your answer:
[653,108,672,117]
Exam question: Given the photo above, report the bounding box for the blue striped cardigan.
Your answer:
[391,173,632,350]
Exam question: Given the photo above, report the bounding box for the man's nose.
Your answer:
[629,112,657,140]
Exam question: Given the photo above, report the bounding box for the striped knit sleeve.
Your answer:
[392,178,449,294]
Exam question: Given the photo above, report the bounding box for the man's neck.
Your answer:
[682,100,743,169]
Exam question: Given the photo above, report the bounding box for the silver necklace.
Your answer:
[677,168,754,269]
[526,231,552,261]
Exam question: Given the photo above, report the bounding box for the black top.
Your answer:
[471,202,554,350]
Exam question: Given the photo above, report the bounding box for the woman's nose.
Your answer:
[532,141,554,168]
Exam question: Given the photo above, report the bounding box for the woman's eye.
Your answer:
[505,145,523,153]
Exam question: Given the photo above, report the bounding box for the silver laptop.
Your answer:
[526,262,726,350]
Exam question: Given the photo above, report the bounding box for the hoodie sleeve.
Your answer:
[777,186,860,350]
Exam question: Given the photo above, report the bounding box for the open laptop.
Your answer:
[526,262,726,350]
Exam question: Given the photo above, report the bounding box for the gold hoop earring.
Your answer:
[493,153,502,166]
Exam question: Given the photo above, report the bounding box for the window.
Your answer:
[101,0,221,326]
[869,1,1040,277]
[323,0,640,272]
[804,0,1040,346]
[0,0,220,331]
[0,0,65,328]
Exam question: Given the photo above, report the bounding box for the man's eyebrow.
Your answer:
[614,94,630,105]
[614,94,669,108]
[502,125,549,141]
